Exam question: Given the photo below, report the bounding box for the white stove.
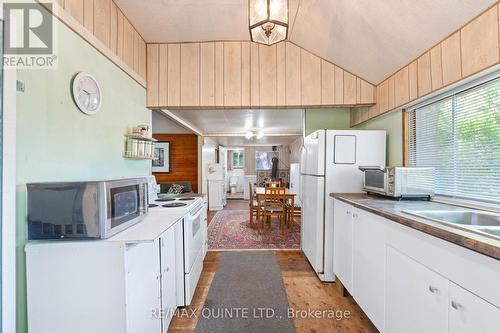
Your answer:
[148,195,205,306]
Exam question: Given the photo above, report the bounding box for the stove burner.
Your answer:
[178,197,195,201]
[156,198,176,202]
[148,204,159,208]
[162,202,187,208]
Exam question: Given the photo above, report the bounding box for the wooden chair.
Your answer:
[260,187,287,234]
[265,180,281,188]
[248,183,259,227]
[285,200,300,229]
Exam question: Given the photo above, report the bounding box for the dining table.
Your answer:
[254,187,297,232]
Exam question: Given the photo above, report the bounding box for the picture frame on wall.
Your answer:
[152,141,170,173]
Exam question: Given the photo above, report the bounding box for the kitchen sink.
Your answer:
[403,209,500,240]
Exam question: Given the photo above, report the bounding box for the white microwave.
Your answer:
[27,178,149,240]
[359,166,435,199]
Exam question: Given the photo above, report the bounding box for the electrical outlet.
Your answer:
[16,80,25,92]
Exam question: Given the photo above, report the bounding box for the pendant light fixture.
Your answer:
[249,0,288,46]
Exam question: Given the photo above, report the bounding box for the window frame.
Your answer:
[231,150,244,169]
[403,70,500,207]
[255,151,280,171]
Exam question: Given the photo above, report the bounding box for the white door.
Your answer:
[386,246,449,333]
[333,200,353,291]
[160,228,177,332]
[352,209,386,331]
[449,282,500,333]
[301,174,324,274]
[302,130,325,176]
[126,242,162,333]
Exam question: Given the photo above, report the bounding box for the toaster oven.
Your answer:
[359,166,435,199]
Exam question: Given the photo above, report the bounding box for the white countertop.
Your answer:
[106,210,185,243]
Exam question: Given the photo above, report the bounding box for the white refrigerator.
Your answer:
[301,130,386,281]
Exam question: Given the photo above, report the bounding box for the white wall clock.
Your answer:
[71,72,102,115]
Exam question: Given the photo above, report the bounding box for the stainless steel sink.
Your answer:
[403,209,500,240]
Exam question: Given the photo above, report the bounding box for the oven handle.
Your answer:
[191,204,204,218]
[358,166,386,172]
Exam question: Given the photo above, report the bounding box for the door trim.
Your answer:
[1,7,17,333]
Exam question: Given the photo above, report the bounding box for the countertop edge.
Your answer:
[330,193,500,261]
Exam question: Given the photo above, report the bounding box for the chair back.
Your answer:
[263,187,286,209]
[265,180,281,188]
[265,187,286,195]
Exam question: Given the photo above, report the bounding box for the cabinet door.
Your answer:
[160,228,178,332]
[333,200,353,291]
[125,241,162,333]
[352,209,386,331]
[386,246,448,333]
[449,282,500,333]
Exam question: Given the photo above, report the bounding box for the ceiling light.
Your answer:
[245,131,254,139]
[249,0,288,46]
[256,131,265,139]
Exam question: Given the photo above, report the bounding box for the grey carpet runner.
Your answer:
[194,252,296,333]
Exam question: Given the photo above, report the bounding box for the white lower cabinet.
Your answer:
[125,241,162,333]
[26,219,184,333]
[333,200,353,291]
[332,199,500,333]
[449,282,500,333]
[386,246,449,333]
[352,209,386,331]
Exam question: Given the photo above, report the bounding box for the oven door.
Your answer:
[361,167,388,194]
[105,178,147,238]
[183,202,204,273]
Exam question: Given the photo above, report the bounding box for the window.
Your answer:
[407,77,500,204]
[231,151,244,168]
[255,151,279,170]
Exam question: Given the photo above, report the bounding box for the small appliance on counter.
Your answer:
[359,166,435,199]
[27,177,149,240]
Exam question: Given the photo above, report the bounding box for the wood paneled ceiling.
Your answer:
[114,0,496,84]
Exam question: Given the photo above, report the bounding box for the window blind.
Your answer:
[407,77,500,204]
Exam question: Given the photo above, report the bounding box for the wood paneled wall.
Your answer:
[40,0,147,87]
[152,134,199,193]
[146,41,376,109]
[351,3,500,126]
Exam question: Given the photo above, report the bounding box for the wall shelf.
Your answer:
[124,133,157,160]
[124,134,158,142]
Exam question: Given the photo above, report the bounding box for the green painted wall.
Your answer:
[304,108,350,135]
[353,110,403,166]
[15,8,151,332]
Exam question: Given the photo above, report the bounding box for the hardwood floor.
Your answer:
[169,253,377,332]
[168,200,377,332]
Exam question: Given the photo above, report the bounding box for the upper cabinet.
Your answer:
[42,0,147,87]
[351,3,500,126]
[146,41,376,109]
